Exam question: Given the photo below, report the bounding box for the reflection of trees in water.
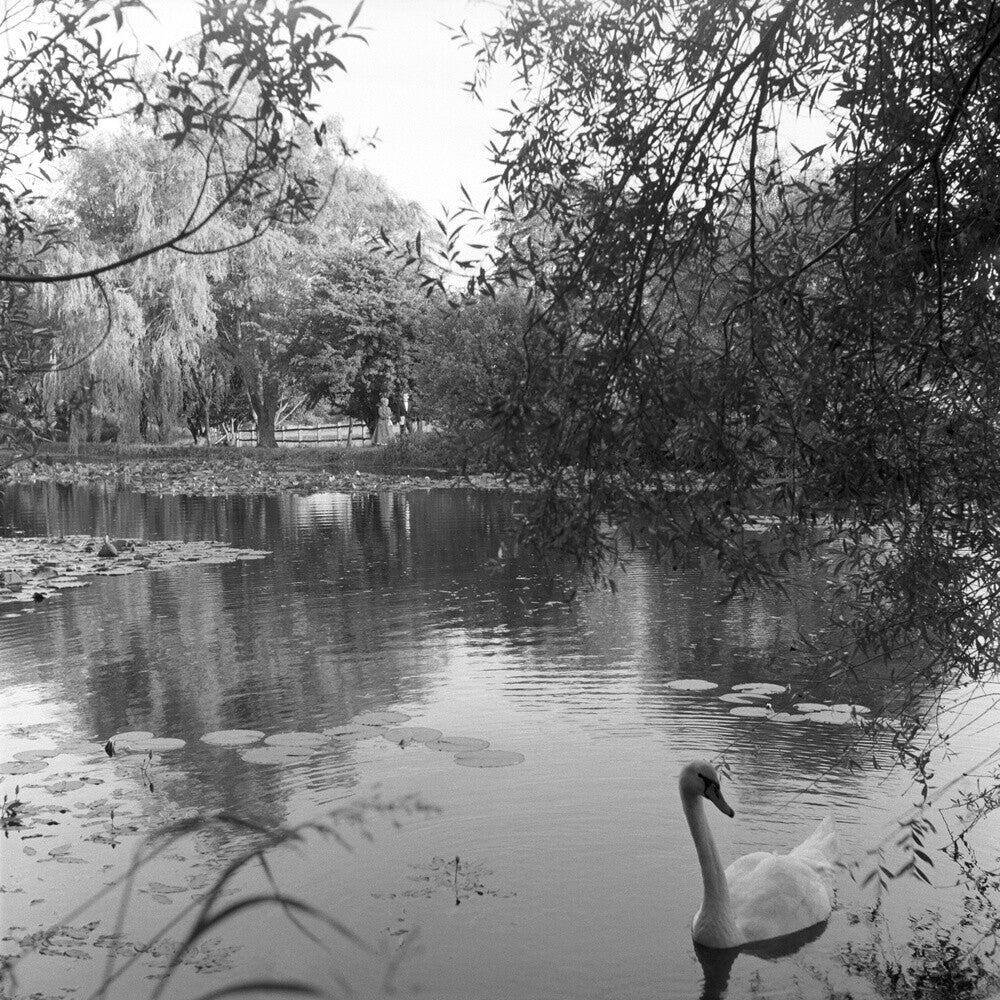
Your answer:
[482,557,905,797]
[2,482,910,818]
[1,483,517,741]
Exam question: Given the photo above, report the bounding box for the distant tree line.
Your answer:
[0,0,525,456]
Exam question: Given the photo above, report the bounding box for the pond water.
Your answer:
[1,483,997,1000]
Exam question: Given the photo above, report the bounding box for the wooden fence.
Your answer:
[229,421,370,448]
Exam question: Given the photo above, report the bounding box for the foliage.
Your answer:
[0,0,367,458]
[842,905,1000,1000]
[1,796,433,1000]
[213,228,313,446]
[302,245,428,429]
[416,289,526,430]
[381,0,1000,737]
[37,127,230,442]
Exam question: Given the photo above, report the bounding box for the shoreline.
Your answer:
[2,451,512,497]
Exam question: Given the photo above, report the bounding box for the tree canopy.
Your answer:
[410,0,1000,713]
[0,0,367,453]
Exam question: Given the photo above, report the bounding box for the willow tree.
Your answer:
[212,228,312,447]
[0,0,365,455]
[380,0,1000,793]
[211,151,427,447]
[40,126,230,442]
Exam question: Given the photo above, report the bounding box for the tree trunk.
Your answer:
[249,374,279,448]
[68,407,87,456]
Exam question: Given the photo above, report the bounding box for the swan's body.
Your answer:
[679,760,839,949]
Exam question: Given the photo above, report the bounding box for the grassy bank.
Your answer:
[7,430,485,479]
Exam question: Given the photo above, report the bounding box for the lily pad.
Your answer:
[729,706,772,718]
[425,737,491,752]
[13,748,57,760]
[731,682,787,695]
[263,732,329,747]
[768,712,807,723]
[200,730,266,747]
[351,711,411,726]
[1,759,48,774]
[124,738,187,752]
[718,693,756,704]
[384,726,443,744]
[806,710,856,725]
[664,679,719,691]
[110,731,154,743]
[239,746,317,765]
[47,779,86,792]
[323,724,383,741]
[793,703,830,713]
[454,750,525,768]
[829,703,870,714]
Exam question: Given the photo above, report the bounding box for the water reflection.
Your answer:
[0,482,970,1000]
[695,923,830,1000]
[0,484,908,828]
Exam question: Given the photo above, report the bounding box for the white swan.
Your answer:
[679,760,839,949]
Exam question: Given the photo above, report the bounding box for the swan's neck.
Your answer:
[682,791,731,921]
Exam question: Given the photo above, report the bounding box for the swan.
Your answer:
[679,760,839,949]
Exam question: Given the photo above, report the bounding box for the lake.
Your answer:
[1,482,996,1000]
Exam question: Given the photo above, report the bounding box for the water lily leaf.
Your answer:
[793,703,829,713]
[454,750,525,768]
[239,746,317,764]
[124,738,187,752]
[383,726,443,744]
[110,731,154,743]
[323,724,383,741]
[664,679,719,691]
[351,711,411,726]
[731,682,787,695]
[200,730,266,747]
[48,779,86,792]
[1,759,47,774]
[728,706,772,718]
[425,737,491,752]
[718,693,755,704]
[829,703,870,714]
[806,710,856,725]
[767,712,807,723]
[263,732,329,747]
[13,748,57,760]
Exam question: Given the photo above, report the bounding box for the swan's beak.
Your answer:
[706,784,735,818]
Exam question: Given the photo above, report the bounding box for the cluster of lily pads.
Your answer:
[7,458,468,497]
[0,534,270,612]
[1,714,524,784]
[198,710,525,768]
[663,677,876,725]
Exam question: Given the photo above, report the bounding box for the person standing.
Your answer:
[373,395,393,446]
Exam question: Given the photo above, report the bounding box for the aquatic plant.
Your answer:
[2,795,436,1000]
[383,726,444,745]
[1,786,24,832]
[200,731,267,748]
[841,907,1000,1000]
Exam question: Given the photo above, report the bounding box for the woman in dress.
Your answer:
[373,395,393,446]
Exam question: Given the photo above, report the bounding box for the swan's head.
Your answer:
[679,760,735,817]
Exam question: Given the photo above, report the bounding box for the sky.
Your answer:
[135,0,509,217]
[129,0,829,221]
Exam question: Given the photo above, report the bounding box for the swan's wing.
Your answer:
[724,850,774,884]
[788,814,840,872]
[729,855,834,943]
